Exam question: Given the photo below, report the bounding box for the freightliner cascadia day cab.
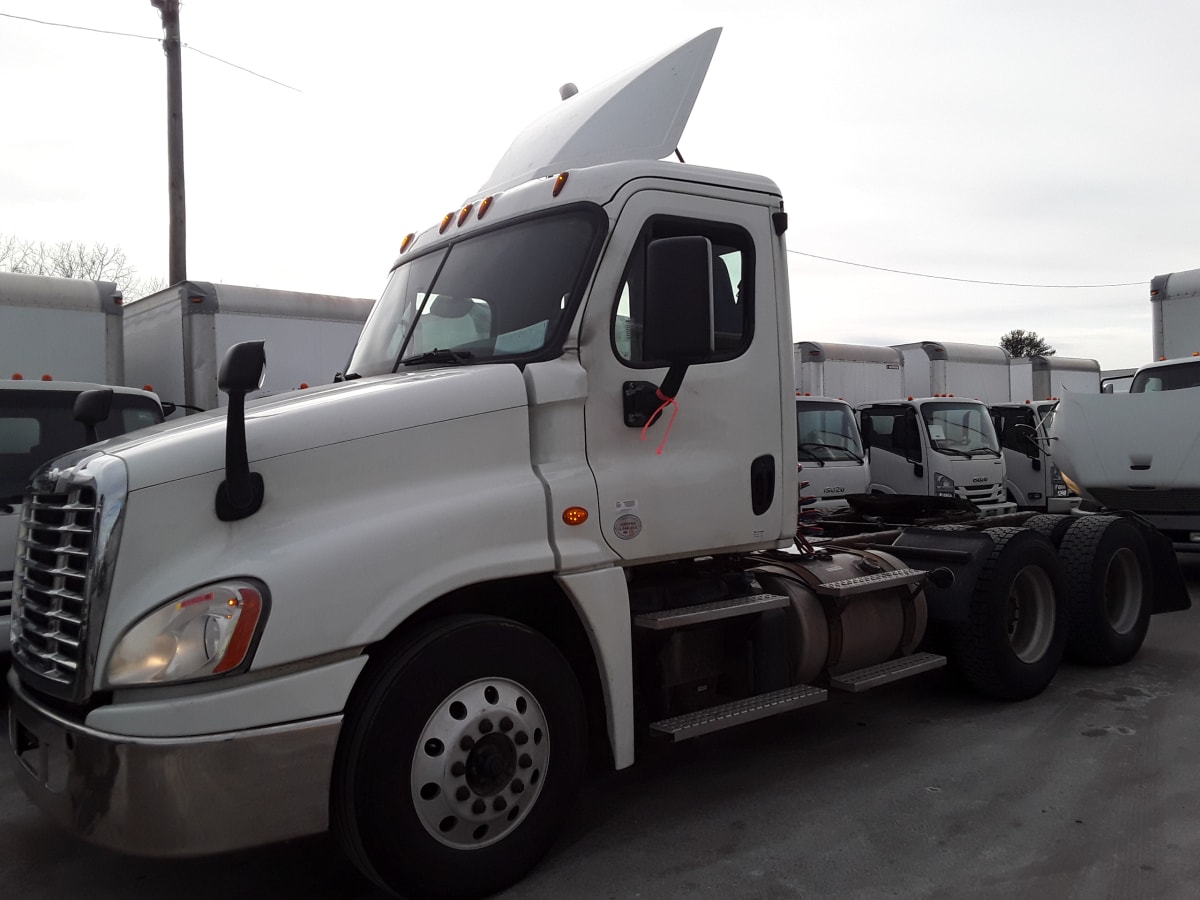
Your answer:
[7,30,1191,900]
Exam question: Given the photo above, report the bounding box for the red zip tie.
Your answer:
[640,389,679,455]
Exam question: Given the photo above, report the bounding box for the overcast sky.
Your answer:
[4,1,1199,370]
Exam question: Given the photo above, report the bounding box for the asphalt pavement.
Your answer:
[5,557,1200,899]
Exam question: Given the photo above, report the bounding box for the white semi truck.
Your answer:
[7,31,1190,900]
[1053,352,1200,552]
[123,281,376,415]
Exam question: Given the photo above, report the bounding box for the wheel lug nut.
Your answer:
[456,786,470,802]
[460,735,475,752]
[478,718,494,734]
[493,796,507,812]
[451,761,465,777]
[472,799,486,815]
[515,732,528,746]
[511,779,525,794]
[519,753,532,769]
[500,717,513,733]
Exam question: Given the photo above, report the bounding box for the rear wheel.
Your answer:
[332,615,587,900]
[1021,513,1073,547]
[951,527,1068,700]
[1058,516,1152,665]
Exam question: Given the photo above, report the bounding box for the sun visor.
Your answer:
[479,28,721,194]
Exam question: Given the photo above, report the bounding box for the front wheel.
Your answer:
[332,615,587,900]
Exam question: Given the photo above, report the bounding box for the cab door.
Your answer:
[578,188,789,562]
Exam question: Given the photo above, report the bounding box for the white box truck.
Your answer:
[1150,267,1200,361]
[2,272,166,656]
[7,30,1190,900]
[122,281,376,414]
[1,272,125,383]
[790,343,876,511]
[991,356,1098,512]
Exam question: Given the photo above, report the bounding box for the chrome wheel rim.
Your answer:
[411,677,550,850]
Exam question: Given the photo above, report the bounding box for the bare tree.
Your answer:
[0,234,165,300]
[1000,329,1056,358]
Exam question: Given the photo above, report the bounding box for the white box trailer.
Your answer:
[793,341,903,404]
[1030,355,1100,399]
[123,281,375,413]
[0,272,124,383]
[1150,268,1200,361]
[894,341,1011,403]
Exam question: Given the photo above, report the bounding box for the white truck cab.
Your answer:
[859,397,1011,512]
[794,395,869,510]
[990,400,1076,512]
[1,380,164,655]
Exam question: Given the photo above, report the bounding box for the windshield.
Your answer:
[1130,361,1200,393]
[921,401,1000,456]
[796,401,863,462]
[1,390,163,501]
[346,208,605,377]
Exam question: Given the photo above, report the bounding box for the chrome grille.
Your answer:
[11,487,97,684]
[1,568,12,621]
[956,483,1001,503]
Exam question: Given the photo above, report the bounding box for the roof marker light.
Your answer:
[553,172,569,197]
[439,212,454,234]
[11,373,22,380]
[41,374,53,381]
[457,204,473,226]
[399,232,416,254]
[477,195,494,219]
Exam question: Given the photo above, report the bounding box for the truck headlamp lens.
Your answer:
[935,473,955,497]
[106,580,267,686]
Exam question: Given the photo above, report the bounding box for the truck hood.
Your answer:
[89,366,531,492]
[478,28,720,194]
[1050,389,1200,496]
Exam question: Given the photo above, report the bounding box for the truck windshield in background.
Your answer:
[0,391,163,502]
[920,402,1000,457]
[1130,362,1200,393]
[796,400,863,463]
[345,208,606,378]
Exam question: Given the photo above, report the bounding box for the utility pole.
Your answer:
[151,0,186,284]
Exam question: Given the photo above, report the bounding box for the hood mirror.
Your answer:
[215,341,266,521]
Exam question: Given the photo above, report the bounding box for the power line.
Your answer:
[0,10,301,92]
[788,249,1146,289]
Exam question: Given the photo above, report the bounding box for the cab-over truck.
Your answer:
[7,29,1189,900]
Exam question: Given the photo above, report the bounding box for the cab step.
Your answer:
[633,593,789,631]
[828,652,947,693]
[649,684,827,741]
[816,568,927,599]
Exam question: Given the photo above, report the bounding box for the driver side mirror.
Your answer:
[74,388,114,444]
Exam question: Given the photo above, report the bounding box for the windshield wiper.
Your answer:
[797,444,826,467]
[400,348,475,367]
[800,441,863,463]
[936,446,973,458]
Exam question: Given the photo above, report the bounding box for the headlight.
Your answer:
[106,579,268,687]
[935,473,955,497]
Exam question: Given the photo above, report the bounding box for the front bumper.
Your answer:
[7,671,341,857]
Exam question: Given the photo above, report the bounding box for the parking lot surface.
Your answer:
[5,558,1200,899]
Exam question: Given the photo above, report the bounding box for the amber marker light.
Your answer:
[41,374,53,381]
[457,204,473,226]
[399,232,416,254]
[562,506,589,526]
[439,212,454,234]
[477,195,494,219]
[553,172,569,197]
